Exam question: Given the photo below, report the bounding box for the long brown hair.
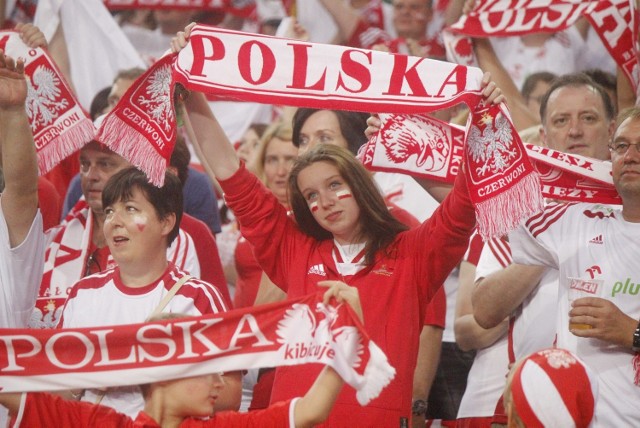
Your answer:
[288,145,408,265]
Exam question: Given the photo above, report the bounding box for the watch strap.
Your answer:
[632,319,640,353]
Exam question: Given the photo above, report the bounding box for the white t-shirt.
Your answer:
[491,28,584,90]
[61,264,228,418]
[0,201,44,328]
[0,203,44,427]
[511,202,640,427]
[457,237,511,419]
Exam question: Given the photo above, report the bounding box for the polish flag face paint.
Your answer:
[309,200,319,212]
[133,214,147,232]
[335,189,352,200]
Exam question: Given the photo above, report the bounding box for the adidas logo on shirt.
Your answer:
[307,264,327,277]
[589,234,604,245]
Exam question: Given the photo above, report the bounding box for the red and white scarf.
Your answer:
[446,0,639,91]
[0,30,95,175]
[0,292,395,405]
[105,25,542,239]
[359,114,621,205]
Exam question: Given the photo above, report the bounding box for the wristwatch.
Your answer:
[412,399,428,416]
[632,320,640,353]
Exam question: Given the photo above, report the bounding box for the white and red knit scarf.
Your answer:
[34,199,200,329]
[0,30,95,175]
[446,0,639,91]
[359,114,621,205]
[104,25,542,239]
[0,292,395,405]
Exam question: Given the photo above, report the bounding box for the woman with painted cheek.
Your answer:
[57,167,229,417]
[175,21,505,426]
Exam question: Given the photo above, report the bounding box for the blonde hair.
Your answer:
[249,120,294,183]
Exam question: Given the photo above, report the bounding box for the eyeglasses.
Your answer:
[608,141,640,155]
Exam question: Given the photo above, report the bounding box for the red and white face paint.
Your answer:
[335,189,352,200]
[297,162,362,245]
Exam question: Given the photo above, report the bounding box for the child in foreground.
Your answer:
[503,347,598,428]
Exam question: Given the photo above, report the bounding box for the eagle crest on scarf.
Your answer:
[380,114,450,172]
[26,64,68,127]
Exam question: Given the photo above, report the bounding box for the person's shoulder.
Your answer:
[180,214,212,235]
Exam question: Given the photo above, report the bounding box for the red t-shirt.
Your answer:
[13,393,294,427]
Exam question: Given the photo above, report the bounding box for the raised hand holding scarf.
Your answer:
[101,25,542,240]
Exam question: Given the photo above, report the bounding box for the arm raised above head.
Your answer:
[0,50,39,247]
[171,23,240,181]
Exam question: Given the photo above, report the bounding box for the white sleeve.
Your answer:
[509,224,558,269]
[289,397,301,428]
[475,238,512,281]
[0,204,45,328]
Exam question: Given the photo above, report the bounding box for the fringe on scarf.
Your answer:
[36,118,96,175]
[634,353,640,386]
[98,116,168,187]
[356,341,397,405]
[474,171,543,241]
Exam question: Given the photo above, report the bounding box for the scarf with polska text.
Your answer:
[102,24,542,240]
[0,292,394,406]
[0,30,95,175]
[358,114,621,205]
[445,0,639,92]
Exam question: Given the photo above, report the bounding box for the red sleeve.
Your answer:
[408,170,476,306]
[201,399,293,427]
[37,176,62,231]
[15,392,132,427]
[423,284,446,327]
[463,231,485,267]
[233,237,263,309]
[219,164,311,293]
[181,214,232,308]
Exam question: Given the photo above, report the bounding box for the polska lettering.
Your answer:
[175,27,480,112]
[472,1,597,34]
[0,315,274,373]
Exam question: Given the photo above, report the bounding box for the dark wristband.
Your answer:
[632,319,640,353]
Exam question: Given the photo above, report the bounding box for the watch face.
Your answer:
[412,399,428,415]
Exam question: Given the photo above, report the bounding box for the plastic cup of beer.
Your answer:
[568,277,604,330]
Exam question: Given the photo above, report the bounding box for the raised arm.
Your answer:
[171,24,240,181]
[318,0,362,44]
[0,50,38,247]
[292,281,364,427]
[472,38,539,131]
